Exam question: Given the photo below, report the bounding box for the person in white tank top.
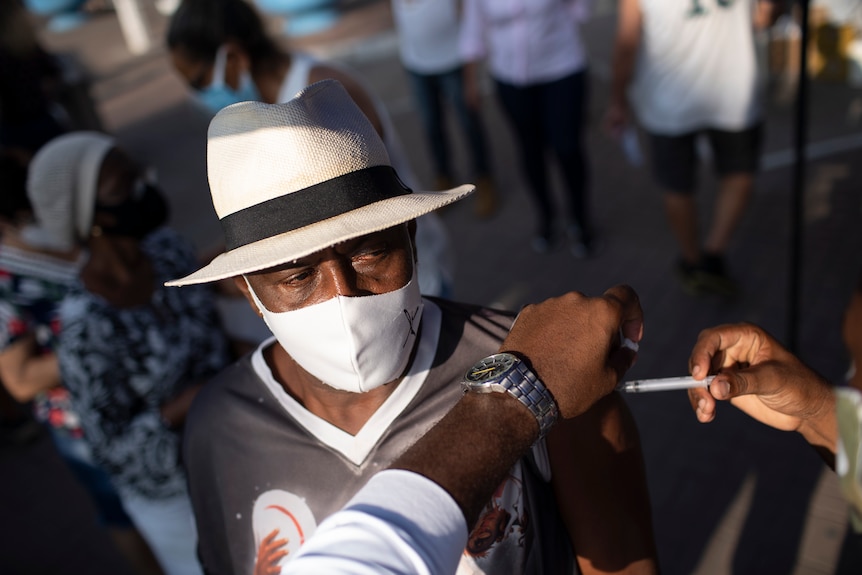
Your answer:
[607,0,781,297]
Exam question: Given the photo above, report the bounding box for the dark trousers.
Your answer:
[407,65,490,179]
[495,69,591,240]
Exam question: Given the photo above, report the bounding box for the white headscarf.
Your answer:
[22,132,115,251]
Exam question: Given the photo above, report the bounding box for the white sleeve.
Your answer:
[286,470,468,575]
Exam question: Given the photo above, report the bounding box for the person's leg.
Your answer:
[649,131,706,291]
[542,69,592,255]
[494,79,553,249]
[650,131,699,263]
[50,430,162,573]
[406,68,450,187]
[121,492,203,575]
[694,124,762,296]
[704,124,762,255]
[703,172,753,254]
[441,66,496,217]
[665,194,701,265]
[441,66,490,177]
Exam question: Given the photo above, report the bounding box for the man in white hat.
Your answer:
[169,79,658,575]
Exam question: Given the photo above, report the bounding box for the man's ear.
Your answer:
[233,275,263,318]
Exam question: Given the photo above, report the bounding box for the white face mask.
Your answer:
[245,271,424,393]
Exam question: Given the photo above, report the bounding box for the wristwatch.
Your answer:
[462,352,559,438]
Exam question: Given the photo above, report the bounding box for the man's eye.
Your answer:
[284,269,313,284]
[354,244,388,261]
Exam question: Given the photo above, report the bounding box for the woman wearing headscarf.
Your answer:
[1,131,230,575]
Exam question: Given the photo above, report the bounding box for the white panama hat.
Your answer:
[167,79,473,286]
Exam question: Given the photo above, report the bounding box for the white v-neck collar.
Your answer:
[251,299,442,466]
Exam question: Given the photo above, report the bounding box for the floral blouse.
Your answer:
[0,244,84,435]
[57,227,230,500]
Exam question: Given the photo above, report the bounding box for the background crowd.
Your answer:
[1,0,861,574]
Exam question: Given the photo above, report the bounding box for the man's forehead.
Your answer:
[245,224,409,276]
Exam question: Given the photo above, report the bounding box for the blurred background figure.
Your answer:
[2,131,230,575]
[0,138,162,574]
[166,0,455,348]
[607,0,782,297]
[390,0,497,218]
[0,0,70,161]
[460,0,596,257]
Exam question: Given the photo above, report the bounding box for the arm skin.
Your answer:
[459,0,485,111]
[393,285,645,528]
[462,60,483,111]
[606,0,642,137]
[548,394,658,574]
[687,323,837,468]
[753,0,784,31]
[842,275,862,392]
[0,335,60,402]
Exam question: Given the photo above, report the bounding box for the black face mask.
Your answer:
[95,182,169,240]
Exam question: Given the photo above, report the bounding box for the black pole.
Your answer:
[788,0,810,354]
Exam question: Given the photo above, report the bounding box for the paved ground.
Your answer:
[4,0,862,573]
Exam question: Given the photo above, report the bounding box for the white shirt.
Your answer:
[391,0,463,74]
[286,470,467,575]
[459,0,592,86]
[630,0,763,134]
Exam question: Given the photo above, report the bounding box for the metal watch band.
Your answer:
[501,359,560,438]
[465,357,560,438]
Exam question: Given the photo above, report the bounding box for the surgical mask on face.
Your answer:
[245,270,424,394]
[194,45,260,114]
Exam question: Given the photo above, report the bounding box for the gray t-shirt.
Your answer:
[184,298,574,574]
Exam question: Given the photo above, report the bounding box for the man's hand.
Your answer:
[687,323,836,462]
[462,62,482,110]
[0,334,60,402]
[501,285,643,418]
[159,382,204,430]
[604,101,630,140]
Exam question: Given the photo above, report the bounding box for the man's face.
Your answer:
[238,223,416,314]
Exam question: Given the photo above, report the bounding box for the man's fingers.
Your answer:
[607,348,637,385]
[689,328,727,379]
[599,285,643,384]
[689,323,769,378]
[688,387,716,423]
[602,284,644,343]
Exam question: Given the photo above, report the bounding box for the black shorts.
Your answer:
[648,124,763,194]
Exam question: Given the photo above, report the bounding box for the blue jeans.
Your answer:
[494,69,591,241]
[406,65,489,180]
[50,427,133,527]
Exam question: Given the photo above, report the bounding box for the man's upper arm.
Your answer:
[615,0,643,52]
[754,0,785,30]
[545,393,658,574]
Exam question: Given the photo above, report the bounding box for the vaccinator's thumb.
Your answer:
[711,363,779,401]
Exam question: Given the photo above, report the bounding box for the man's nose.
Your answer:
[321,259,366,298]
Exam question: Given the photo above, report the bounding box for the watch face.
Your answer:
[466,353,517,384]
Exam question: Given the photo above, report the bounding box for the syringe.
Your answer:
[618,375,716,393]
